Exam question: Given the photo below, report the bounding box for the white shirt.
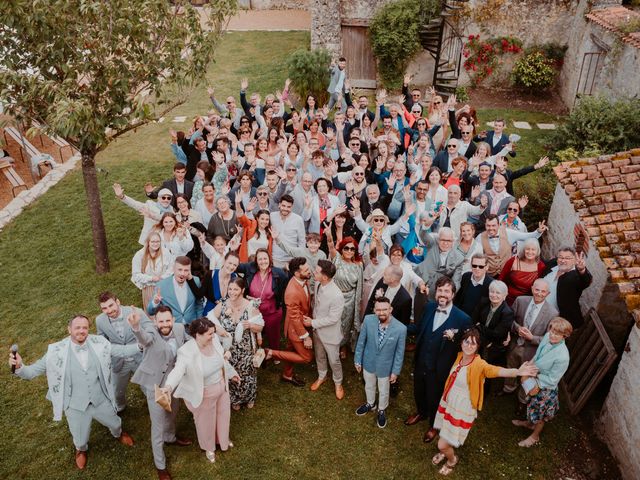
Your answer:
[385,284,401,303]
[471,274,486,287]
[439,250,449,268]
[173,278,189,312]
[486,229,542,253]
[71,342,89,371]
[523,300,543,328]
[458,142,470,157]
[432,303,453,331]
[176,181,185,194]
[542,266,571,312]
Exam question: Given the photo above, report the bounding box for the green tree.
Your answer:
[0,0,236,273]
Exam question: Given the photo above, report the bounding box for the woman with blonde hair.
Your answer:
[154,212,194,257]
[131,232,174,308]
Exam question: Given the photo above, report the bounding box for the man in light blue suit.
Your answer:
[354,297,407,429]
[147,256,202,324]
[10,315,138,470]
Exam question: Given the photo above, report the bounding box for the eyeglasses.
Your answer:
[507,207,519,212]
[439,238,453,243]
[471,264,486,269]
[161,196,173,200]
[342,246,356,251]
[447,144,457,148]
[257,192,269,196]
[372,218,385,223]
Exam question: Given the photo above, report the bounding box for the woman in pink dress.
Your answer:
[237,249,288,350]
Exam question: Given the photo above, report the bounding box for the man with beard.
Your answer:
[10,315,138,470]
[265,257,313,386]
[270,195,306,269]
[405,276,471,443]
[148,256,202,325]
[96,291,151,412]
[129,306,192,480]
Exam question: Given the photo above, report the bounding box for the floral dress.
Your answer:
[333,254,363,350]
[218,302,257,406]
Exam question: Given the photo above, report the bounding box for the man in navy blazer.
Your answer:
[354,297,407,429]
[405,276,471,443]
[474,118,516,157]
[147,256,202,324]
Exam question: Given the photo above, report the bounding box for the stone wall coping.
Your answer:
[586,5,640,50]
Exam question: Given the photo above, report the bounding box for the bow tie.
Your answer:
[436,309,448,314]
[75,344,88,353]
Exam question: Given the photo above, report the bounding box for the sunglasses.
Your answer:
[257,192,269,196]
[227,101,234,104]
[372,218,385,223]
[434,101,442,105]
[417,122,426,126]
[287,168,297,172]
[342,246,356,251]
[412,111,421,114]
[447,144,457,148]
[462,131,472,135]
[160,196,173,200]
[353,172,364,176]
[350,143,361,147]
[507,207,519,212]
[471,264,486,269]
[412,94,420,97]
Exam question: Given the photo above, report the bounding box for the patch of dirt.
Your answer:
[468,86,569,116]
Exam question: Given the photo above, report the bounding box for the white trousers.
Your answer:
[363,369,390,410]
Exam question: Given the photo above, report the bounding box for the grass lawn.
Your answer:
[0,31,572,479]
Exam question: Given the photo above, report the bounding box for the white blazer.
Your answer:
[164,337,238,408]
[131,247,174,290]
[303,193,340,234]
[312,280,345,346]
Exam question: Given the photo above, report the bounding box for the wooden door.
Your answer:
[341,24,377,89]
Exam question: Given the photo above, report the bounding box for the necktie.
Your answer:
[76,344,88,353]
[525,303,538,329]
[378,324,387,348]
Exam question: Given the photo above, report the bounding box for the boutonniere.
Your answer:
[375,288,385,299]
[443,328,458,341]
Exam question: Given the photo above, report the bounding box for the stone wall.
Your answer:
[544,183,633,350]
[599,325,640,480]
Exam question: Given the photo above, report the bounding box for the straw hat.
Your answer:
[366,208,390,225]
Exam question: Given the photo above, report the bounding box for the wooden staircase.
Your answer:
[419,0,468,96]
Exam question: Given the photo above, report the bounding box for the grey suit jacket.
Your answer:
[511,296,558,360]
[415,231,465,298]
[131,323,190,390]
[312,280,345,346]
[327,65,347,94]
[96,306,151,372]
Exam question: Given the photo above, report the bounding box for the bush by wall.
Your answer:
[511,51,555,91]
[550,95,640,159]
[369,0,440,89]
[286,48,332,106]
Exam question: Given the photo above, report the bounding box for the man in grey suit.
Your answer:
[354,297,407,429]
[303,260,346,400]
[128,305,192,480]
[502,278,558,402]
[10,315,137,470]
[416,227,465,299]
[327,57,348,112]
[148,256,202,324]
[96,291,150,412]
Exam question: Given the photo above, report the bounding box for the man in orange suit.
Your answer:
[266,257,313,387]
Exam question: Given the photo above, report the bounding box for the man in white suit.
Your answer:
[303,260,346,400]
[96,291,151,412]
[9,315,138,470]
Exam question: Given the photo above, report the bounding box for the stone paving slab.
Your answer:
[513,121,532,129]
[537,123,557,129]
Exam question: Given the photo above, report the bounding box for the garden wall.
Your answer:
[238,0,309,9]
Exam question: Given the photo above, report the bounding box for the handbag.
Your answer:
[521,376,540,396]
[250,330,265,368]
[154,384,172,412]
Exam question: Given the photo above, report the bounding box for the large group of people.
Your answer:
[10,60,593,479]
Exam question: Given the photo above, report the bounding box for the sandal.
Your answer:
[432,453,446,466]
[518,436,539,448]
[438,455,458,476]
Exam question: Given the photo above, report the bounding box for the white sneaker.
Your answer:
[205,450,216,463]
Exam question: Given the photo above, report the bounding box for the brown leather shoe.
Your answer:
[75,450,87,470]
[404,413,423,426]
[117,431,134,447]
[166,437,192,447]
[335,384,345,400]
[423,428,438,443]
[157,468,172,480]
[310,378,326,391]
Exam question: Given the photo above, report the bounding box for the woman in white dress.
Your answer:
[131,231,174,308]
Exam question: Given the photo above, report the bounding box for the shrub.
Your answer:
[462,35,522,86]
[370,0,440,89]
[525,42,568,68]
[511,51,555,91]
[286,48,332,106]
[454,85,469,103]
[550,95,640,158]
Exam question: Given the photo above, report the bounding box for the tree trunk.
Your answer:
[81,152,110,274]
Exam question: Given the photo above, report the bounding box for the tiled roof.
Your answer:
[586,6,640,49]
[554,149,640,320]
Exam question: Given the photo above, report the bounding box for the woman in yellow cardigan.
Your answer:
[431,328,538,476]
